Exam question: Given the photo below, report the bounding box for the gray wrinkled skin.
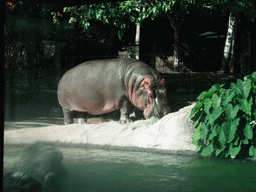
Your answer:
[58,58,170,124]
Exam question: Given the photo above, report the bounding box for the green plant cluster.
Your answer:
[190,72,256,158]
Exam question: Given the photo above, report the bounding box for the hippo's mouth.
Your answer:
[143,98,168,119]
[143,99,156,119]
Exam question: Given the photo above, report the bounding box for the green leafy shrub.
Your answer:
[190,72,256,158]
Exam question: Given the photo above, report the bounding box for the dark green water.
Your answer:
[59,147,256,192]
[4,145,256,192]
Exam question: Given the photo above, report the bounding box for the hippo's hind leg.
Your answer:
[76,111,87,124]
[62,108,73,125]
[119,98,132,124]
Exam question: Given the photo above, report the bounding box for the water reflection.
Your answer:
[4,145,256,192]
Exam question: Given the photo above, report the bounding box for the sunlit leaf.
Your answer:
[195,144,202,152]
[212,94,221,108]
[201,144,214,156]
[193,127,201,142]
[197,91,207,100]
[189,102,203,118]
[243,138,249,144]
[208,124,218,140]
[209,106,222,124]
[249,146,256,156]
[238,97,253,115]
[228,144,241,158]
[199,123,208,139]
[228,118,240,143]
[244,124,253,140]
[226,104,240,119]
[204,98,212,115]
[219,129,226,145]
[237,78,251,99]
[231,82,242,96]
[203,84,221,99]
[222,89,235,106]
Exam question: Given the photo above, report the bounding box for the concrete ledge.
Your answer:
[4,104,196,152]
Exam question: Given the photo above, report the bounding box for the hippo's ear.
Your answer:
[140,77,152,89]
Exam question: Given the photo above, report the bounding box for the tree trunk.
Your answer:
[170,19,180,72]
[228,20,237,73]
[135,24,140,60]
[220,12,236,73]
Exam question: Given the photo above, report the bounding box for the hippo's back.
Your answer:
[57,58,139,113]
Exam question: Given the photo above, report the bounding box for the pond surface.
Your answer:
[4,145,256,192]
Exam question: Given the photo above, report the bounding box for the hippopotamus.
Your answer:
[57,58,169,124]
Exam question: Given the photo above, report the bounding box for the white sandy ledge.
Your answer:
[4,103,196,152]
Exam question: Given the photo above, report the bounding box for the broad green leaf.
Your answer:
[249,146,256,156]
[222,90,235,106]
[201,144,214,156]
[226,104,240,119]
[238,97,253,115]
[222,117,239,143]
[228,144,241,158]
[208,124,219,140]
[197,91,207,100]
[228,118,240,143]
[191,109,204,127]
[231,82,242,96]
[192,126,201,142]
[199,123,208,139]
[251,71,256,78]
[195,144,202,152]
[244,124,253,140]
[219,129,226,145]
[204,98,212,115]
[204,84,222,99]
[243,138,249,144]
[222,119,230,141]
[209,106,222,124]
[237,78,251,99]
[216,144,226,156]
[233,137,240,145]
[189,102,203,118]
[212,94,221,108]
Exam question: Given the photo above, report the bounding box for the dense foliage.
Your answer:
[51,0,256,39]
[190,72,256,158]
[52,0,188,39]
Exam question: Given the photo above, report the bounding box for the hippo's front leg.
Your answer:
[62,108,73,125]
[119,98,132,124]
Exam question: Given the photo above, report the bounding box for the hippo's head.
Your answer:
[132,76,170,119]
